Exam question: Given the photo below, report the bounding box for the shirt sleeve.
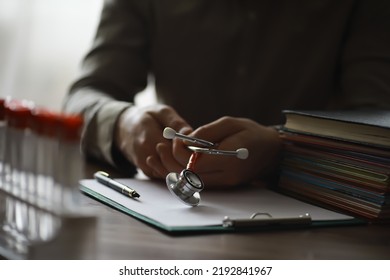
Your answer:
[340,0,390,109]
[63,0,151,172]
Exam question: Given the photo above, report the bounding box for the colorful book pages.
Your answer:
[278,130,390,221]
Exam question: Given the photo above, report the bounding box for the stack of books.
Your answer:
[277,110,390,222]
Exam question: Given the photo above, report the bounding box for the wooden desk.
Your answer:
[82,195,390,259]
[1,161,389,260]
[80,162,390,260]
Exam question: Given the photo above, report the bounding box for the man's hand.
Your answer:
[115,109,282,187]
[172,116,282,187]
[114,104,192,178]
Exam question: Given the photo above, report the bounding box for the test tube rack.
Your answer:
[0,98,97,259]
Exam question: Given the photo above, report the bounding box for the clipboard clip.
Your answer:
[222,212,312,228]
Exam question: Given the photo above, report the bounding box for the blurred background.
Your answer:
[0,0,103,111]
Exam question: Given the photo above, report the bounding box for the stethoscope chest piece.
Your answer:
[166,169,204,206]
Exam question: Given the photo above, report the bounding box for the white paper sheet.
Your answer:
[80,178,354,228]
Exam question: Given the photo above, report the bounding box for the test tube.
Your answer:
[30,108,59,241]
[0,99,6,228]
[0,97,13,188]
[31,108,58,209]
[55,114,84,213]
[0,99,6,180]
[3,99,34,243]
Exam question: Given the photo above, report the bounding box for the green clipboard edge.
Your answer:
[80,185,366,235]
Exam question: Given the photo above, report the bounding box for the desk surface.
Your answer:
[1,162,389,260]
[84,196,390,260]
[79,162,390,260]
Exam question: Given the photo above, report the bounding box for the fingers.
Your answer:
[145,155,166,178]
[145,141,191,179]
[149,105,194,167]
[190,116,247,143]
[176,117,282,187]
[116,106,281,187]
[115,104,193,179]
[156,142,183,173]
[147,105,194,173]
[125,117,167,178]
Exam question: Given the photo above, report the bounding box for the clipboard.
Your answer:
[79,178,364,234]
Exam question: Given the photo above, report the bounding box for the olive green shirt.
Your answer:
[64,0,390,170]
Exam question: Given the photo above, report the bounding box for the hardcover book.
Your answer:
[279,109,390,221]
[282,110,390,148]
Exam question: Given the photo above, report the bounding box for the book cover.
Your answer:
[282,110,390,148]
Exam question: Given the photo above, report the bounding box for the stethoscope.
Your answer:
[163,127,249,206]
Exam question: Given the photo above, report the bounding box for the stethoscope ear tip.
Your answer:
[236,148,249,159]
[163,127,176,139]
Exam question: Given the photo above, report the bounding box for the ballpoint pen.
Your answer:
[94,171,140,198]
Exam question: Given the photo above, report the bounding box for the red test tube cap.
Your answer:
[5,99,34,129]
[31,107,60,137]
[58,114,84,142]
[0,99,5,121]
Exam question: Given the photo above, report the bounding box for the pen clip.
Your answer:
[222,212,312,228]
[94,171,111,184]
